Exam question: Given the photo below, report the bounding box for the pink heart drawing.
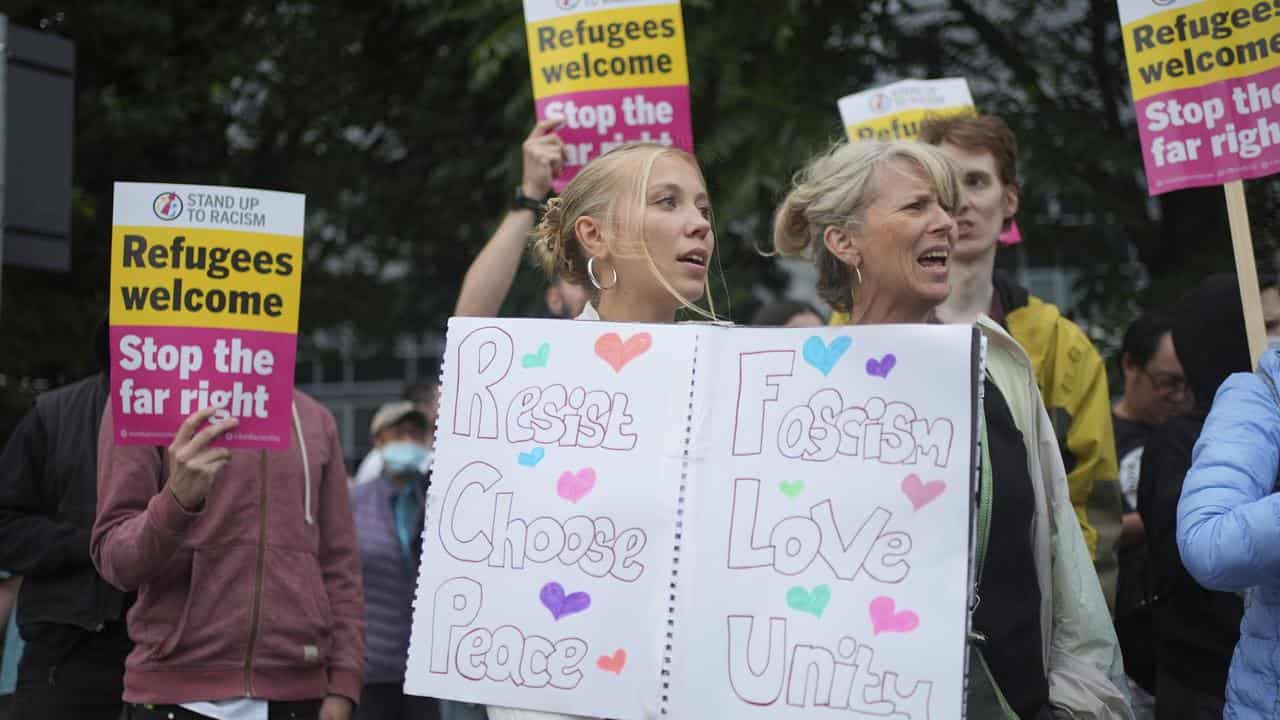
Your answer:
[869,596,919,635]
[901,473,946,510]
[595,332,652,373]
[557,468,597,503]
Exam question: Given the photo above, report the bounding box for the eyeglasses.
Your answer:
[1141,367,1188,396]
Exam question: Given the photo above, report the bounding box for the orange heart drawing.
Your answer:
[596,648,627,674]
[594,332,652,373]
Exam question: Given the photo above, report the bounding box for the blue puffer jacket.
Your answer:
[1178,349,1280,720]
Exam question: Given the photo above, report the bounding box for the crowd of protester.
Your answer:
[1,112,1277,720]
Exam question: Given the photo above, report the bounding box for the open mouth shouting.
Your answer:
[917,247,949,278]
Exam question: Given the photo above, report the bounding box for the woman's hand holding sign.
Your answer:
[167,406,239,512]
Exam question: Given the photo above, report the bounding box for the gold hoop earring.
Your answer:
[587,256,617,291]
[854,265,863,287]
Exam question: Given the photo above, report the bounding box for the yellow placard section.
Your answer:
[1123,0,1280,101]
[845,105,973,143]
[527,4,689,97]
[110,226,302,334]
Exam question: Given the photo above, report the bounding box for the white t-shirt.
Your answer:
[180,698,267,720]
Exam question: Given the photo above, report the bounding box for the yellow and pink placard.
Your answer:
[1119,0,1280,194]
[523,0,693,190]
[109,182,304,449]
[838,78,974,143]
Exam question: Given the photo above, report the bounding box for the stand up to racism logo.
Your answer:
[152,191,183,221]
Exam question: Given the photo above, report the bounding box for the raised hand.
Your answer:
[521,117,567,200]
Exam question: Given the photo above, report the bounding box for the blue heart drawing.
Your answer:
[803,335,852,376]
[518,447,546,467]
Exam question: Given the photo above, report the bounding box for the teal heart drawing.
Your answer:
[779,480,805,499]
[803,336,851,376]
[518,447,546,467]
[787,584,831,618]
[522,342,550,369]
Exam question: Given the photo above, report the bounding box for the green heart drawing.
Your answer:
[522,342,550,369]
[786,584,831,619]
[778,480,805,499]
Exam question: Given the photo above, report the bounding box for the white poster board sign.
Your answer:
[837,78,974,142]
[407,318,980,719]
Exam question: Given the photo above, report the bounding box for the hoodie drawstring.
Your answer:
[291,401,313,525]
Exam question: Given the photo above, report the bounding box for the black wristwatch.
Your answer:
[511,186,550,215]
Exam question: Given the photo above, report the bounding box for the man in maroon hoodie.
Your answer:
[92,396,366,720]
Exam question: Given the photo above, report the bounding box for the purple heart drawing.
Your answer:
[866,353,897,379]
[540,581,591,621]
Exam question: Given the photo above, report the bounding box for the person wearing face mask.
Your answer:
[350,402,438,720]
[353,381,440,487]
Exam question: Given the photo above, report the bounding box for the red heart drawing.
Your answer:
[597,649,627,674]
[901,473,946,511]
[594,332,652,373]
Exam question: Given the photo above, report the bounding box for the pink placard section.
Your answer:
[1136,64,1280,195]
[110,325,298,449]
[536,85,693,191]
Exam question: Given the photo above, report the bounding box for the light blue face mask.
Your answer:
[381,442,427,477]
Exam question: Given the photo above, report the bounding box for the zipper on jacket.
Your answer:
[244,450,269,696]
[973,416,994,610]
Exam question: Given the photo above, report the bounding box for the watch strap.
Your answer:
[512,187,549,214]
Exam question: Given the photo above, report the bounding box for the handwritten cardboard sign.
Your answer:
[406,319,979,718]
[109,182,304,449]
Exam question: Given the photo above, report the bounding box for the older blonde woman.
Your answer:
[774,140,1132,719]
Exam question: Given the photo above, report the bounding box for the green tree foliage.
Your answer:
[2,0,1275,431]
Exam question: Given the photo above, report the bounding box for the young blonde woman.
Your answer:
[773,139,1132,719]
[529,142,715,324]
[486,142,715,720]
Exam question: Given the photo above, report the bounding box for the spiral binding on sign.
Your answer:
[961,329,989,720]
[659,333,699,715]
